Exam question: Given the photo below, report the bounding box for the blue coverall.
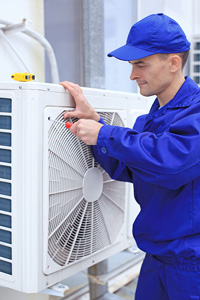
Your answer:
[91,76,200,299]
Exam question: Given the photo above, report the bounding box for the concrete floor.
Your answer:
[114,277,138,299]
[62,250,142,300]
[93,276,138,300]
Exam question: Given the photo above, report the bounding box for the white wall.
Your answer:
[137,0,194,41]
[104,0,138,93]
[137,0,200,76]
[193,0,200,34]
[0,0,44,82]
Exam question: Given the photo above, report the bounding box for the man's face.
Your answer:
[129,54,173,99]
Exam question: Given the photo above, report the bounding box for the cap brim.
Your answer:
[107,44,155,61]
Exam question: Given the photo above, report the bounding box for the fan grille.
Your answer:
[48,111,125,267]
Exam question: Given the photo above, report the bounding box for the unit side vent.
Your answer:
[46,111,125,268]
[0,98,12,276]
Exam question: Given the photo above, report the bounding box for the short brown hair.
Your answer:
[177,50,190,69]
[159,50,189,70]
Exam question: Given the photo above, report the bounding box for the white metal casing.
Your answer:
[0,82,151,293]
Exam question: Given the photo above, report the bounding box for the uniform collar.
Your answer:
[146,77,200,122]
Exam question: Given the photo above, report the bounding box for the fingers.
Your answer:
[60,81,85,119]
[69,119,103,145]
[60,80,100,122]
[63,110,77,119]
[69,121,84,142]
[69,121,78,135]
[60,81,83,97]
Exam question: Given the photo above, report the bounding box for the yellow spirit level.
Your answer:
[11,73,35,82]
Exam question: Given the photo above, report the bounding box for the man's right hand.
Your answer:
[60,81,100,122]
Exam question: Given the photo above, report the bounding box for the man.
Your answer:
[60,13,200,299]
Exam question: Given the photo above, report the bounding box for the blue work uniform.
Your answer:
[91,76,200,299]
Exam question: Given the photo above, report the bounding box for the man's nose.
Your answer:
[130,67,140,80]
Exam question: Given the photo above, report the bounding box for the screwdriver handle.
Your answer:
[65,122,73,129]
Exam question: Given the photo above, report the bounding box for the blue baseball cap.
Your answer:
[107,13,191,61]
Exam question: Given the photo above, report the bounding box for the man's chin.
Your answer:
[139,88,153,97]
[139,89,149,97]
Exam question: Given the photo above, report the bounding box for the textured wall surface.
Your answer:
[0,0,44,82]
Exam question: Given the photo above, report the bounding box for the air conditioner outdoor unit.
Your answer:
[0,82,150,293]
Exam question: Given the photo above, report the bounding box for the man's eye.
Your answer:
[138,64,145,68]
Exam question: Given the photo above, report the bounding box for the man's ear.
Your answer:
[169,54,182,72]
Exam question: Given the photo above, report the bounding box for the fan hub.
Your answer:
[83,167,103,202]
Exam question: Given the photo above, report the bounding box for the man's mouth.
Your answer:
[137,81,147,87]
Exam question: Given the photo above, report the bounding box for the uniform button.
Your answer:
[101,147,107,154]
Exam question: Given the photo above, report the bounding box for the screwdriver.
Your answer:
[48,117,73,129]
